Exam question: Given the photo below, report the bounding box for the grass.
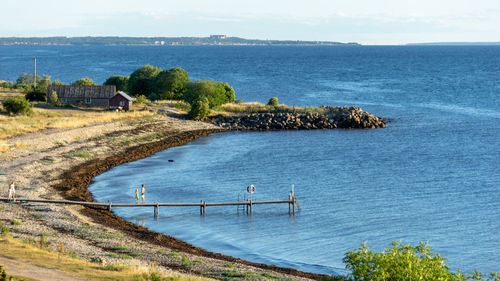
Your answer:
[216,101,344,116]
[64,150,93,158]
[0,98,156,140]
[10,220,21,225]
[113,245,130,251]
[0,236,210,280]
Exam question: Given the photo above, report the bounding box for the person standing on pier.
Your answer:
[135,188,139,204]
[141,184,145,204]
[8,181,16,202]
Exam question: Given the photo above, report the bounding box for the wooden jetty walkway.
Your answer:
[0,193,300,217]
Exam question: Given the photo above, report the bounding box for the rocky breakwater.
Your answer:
[209,106,386,130]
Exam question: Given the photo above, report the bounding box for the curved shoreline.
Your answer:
[55,128,326,280]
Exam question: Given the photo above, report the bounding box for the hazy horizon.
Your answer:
[2,0,499,45]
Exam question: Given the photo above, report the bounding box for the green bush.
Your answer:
[175,100,191,111]
[267,97,279,106]
[0,263,7,281]
[0,222,9,236]
[49,90,62,106]
[184,80,235,110]
[343,241,500,281]
[25,86,47,102]
[133,95,148,104]
[188,97,210,120]
[148,93,159,101]
[2,97,32,115]
[71,77,96,86]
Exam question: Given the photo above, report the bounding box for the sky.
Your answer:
[1,0,499,45]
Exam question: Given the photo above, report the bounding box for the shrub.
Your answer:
[49,90,61,106]
[175,100,191,111]
[267,97,279,106]
[0,222,9,236]
[148,92,159,101]
[133,95,148,104]
[25,88,47,102]
[71,77,96,86]
[188,97,210,120]
[184,80,235,110]
[0,263,7,281]
[2,97,32,115]
[10,220,21,225]
[343,241,500,281]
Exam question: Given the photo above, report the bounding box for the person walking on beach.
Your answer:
[141,184,145,204]
[8,181,16,202]
[135,188,139,204]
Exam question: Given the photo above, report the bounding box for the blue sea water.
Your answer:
[1,45,499,275]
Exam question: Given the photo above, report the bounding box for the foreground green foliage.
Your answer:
[343,241,500,281]
[2,96,32,115]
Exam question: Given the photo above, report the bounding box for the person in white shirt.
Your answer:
[8,181,16,202]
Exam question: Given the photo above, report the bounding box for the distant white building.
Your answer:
[210,35,227,40]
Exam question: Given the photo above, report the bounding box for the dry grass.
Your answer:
[0,106,155,140]
[218,102,328,115]
[0,236,211,281]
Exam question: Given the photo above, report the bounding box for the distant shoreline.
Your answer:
[0,36,360,46]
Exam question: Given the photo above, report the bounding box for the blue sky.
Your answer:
[1,0,499,44]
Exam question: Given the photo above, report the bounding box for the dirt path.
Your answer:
[0,255,87,281]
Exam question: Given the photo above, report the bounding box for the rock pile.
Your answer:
[208,106,386,130]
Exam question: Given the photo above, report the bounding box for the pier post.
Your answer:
[200,200,203,215]
[288,193,292,214]
[108,202,112,212]
[292,196,295,215]
[203,201,207,216]
[250,199,253,214]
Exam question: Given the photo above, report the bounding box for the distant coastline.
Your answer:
[406,42,500,46]
[0,36,360,46]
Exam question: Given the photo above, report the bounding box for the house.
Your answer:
[109,91,133,111]
[47,85,116,107]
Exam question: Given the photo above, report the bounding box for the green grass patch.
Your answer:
[181,256,191,268]
[64,150,92,158]
[113,245,130,251]
[33,213,46,219]
[167,252,180,258]
[10,219,21,225]
[128,251,145,257]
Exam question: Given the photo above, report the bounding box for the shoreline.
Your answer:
[56,128,324,280]
[0,115,326,280]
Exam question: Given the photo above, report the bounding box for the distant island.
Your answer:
[407,42,500,46]
[0,35,359,46]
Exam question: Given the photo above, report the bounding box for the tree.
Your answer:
[153,67,189,100]
[2,97,32,115]
[183,80,235,109]
[16,72,40,86]
[52,80,64,86]
[49,91,61,106]
[104,75,129,92]
[128,65,162,96]
[39,75,52,89]
[267,97,279,106]
[72,77,96,86]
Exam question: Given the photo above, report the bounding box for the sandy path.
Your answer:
[0,255,87,281]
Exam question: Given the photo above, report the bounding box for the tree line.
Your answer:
[1,65,235,120]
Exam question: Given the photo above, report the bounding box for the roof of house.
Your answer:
[112,91,133,101]
[47,85,116,99]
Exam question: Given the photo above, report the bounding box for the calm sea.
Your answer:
[1,45,499,275]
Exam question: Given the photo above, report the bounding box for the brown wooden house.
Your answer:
[47,85,116,107]
[109,91,133,111]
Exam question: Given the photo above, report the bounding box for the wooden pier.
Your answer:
[1,193,300,217]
